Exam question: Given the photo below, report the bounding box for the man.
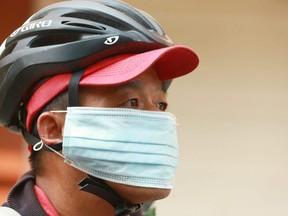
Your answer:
[0,0,199,215]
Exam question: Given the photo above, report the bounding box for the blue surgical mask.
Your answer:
[51,107,179,189]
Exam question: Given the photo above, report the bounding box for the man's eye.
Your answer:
[128,98,139,107]
[157,102,168,111]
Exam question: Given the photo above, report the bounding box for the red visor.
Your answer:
[26,45,199,130]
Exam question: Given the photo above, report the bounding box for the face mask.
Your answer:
[50,107,179,189]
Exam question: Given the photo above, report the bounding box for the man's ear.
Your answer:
[37,112,64,145]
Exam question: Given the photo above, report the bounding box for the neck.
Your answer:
[35,152,114,216]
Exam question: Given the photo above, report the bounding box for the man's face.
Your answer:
[65,67,171,203]
[37,67,171,206]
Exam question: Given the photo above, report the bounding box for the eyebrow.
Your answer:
[119,79,144,90]
[117,79,168,94]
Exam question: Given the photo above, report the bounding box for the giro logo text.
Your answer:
[10,20,53,37]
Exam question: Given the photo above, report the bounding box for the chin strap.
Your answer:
[79,175,142,216]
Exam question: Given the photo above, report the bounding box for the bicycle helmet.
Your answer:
[0,0,177,132]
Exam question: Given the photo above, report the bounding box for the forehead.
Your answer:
[79,67,168,105]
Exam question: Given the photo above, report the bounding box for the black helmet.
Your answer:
[0,0,173,131]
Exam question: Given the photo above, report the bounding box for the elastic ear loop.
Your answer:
[33,140,75,167]
[33,140,44,152]
[32,140,67,158]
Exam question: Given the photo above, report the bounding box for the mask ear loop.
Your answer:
[33,140,72,166]
[43,143,66,159]
[33,140,44,151]
[32,140,65,156]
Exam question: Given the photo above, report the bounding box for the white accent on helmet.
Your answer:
[0,39,7,57]
[104,36,119,45]
[10,20,52,38]
[9,14,33,38]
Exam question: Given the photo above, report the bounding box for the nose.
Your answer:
[143,101,161,112]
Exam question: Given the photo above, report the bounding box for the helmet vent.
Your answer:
[62,21,106,31]
[0,42,17,59]
[0,65,9,87]
[106,5,157,31]
[63,12,130,31]
[29,33,82,47]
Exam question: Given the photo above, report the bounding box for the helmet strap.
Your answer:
[68,69,85,106]
[79,175,142,216]
[67,69,143,215]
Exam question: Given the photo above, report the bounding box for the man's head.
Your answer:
[35,67,172,203]
[0,0,199,214]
